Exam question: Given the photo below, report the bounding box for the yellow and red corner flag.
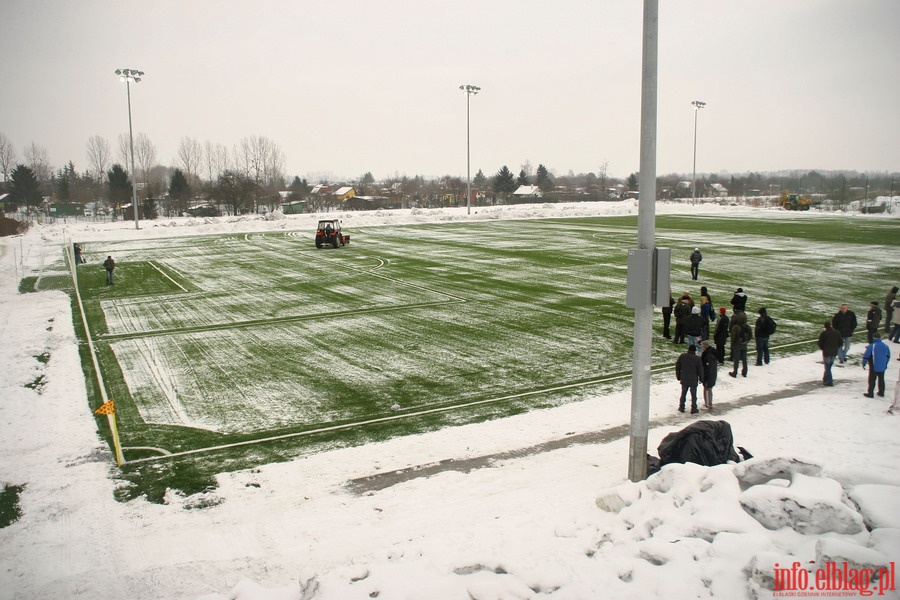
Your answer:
[94,400,116,415]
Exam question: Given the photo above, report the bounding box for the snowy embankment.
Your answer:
[0,200,898,600]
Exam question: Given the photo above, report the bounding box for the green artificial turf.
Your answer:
[47,213,897,501]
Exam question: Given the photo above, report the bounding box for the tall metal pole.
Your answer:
[690,100,705,203]
[125,80,139,230]
[116,68,143,230]
[628,0,659,483]
[459,84,480,215]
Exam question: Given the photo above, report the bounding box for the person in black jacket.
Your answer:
[754,307,776,366]
[675,346,704,414]
[730,287,748,312]
[684,306,705,352]
[673,293,693,344]
[661,291,674,339]
[885,286,898,333]
[832,303,857,364]
[713,307,730,364]
[700,340,718,409]
[103,255,116,285]
[729,310,751,378]
[689,248,702,280]
[866,301,883,344]
[817,321,843,386]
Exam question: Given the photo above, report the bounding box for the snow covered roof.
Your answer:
[513,185,542,196]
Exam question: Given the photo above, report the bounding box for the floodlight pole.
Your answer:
[690,100,705,204]
[116,68,144,230]
[460,84,480,215]
[627,0,660,483]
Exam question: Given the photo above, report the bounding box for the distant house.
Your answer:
[709,183,728,197]
[310,184,332,195]
[333,186,356,200]
[513,185,542,198]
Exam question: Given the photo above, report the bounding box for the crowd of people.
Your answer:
[667,249,898,415]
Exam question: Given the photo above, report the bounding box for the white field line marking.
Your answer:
[122,446,172,455]
[148,261,187,291]
[123,365,664,464]
[124,336,823,464]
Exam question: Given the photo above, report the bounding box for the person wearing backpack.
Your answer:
[728,310,751,378]
[754,307,777,366]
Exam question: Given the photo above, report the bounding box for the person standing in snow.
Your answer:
[817,321,843,387]
[865,301,883,344]
[884,286,898,333]
[675,345,704,414]
[888,369,900,415]
[730,287,748,313]
[103,255,115,285]
[661,291,674,339]
[862,333,891,398]
[754,307,777,366]
[728,310,751,378]
[832,303,858,364]
[684,305,705,352]
[73,243,84,264]
[689,248,702,280]
[699,295,713,340]
[700,340,718,409]
[673,292,694,345]
[713,307,730,364]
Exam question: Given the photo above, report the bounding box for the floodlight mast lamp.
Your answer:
[690,100,706,204]
[115,68,144,230]
[459,84,480,215]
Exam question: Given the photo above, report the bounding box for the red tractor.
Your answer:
[315,219,350,248]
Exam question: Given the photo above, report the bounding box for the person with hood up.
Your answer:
[675,345,704,414]
[684,305,705,352]
[862,333,891,398]
[730,287,748,312]
[817,321,843,386]
[754,307,777,366]
[728,310,751,378]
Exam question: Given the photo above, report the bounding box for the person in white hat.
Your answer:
[689,247,703,280]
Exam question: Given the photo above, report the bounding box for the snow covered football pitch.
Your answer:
[63,214,895,488]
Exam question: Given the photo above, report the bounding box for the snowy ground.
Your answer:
[1,200,898,600]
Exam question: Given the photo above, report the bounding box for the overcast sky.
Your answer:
[2,0,898,182]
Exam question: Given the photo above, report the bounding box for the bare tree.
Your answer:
[234,135,286,211]
[133,133,157,188]
[85,135,111,182]
[203,140,229,184]
[0,132,16,181]
[24,142,51,187]
[176,136,203,183]
[117,133,131,172]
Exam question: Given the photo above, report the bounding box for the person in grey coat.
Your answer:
[675,345,704,414]
[817,321,843,386]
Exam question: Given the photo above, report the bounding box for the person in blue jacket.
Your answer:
[862,333,891,398]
